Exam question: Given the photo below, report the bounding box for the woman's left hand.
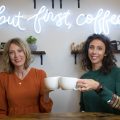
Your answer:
[76,79,100,92]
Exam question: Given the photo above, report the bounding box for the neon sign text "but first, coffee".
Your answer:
[0,5,120,34]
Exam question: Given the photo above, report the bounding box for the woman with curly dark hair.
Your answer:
[77,34,120,114]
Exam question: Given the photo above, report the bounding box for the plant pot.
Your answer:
[29,44,37,51]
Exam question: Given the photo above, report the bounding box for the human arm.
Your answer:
[37,70,53,112]
[0,73,8,118]
[99,76,120,110]
[77,79,120,111]
[39,93,53,112]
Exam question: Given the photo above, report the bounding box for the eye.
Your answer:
[9,51,14,55]
[18,49,23,53]
[89,45,94,50]
[97,46,103,50]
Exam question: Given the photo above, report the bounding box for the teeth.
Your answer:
[15,60,21,62]
[91,56,97,59]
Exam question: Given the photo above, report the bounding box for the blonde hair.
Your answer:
[2,38,32,73]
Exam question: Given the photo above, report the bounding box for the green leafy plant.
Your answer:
[26,36,37,44]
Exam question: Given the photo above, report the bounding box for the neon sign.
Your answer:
[0,5,25,30]
[27,6,71,33]
[0,5,120,35]
[76,9,120,34]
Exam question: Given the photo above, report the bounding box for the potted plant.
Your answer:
[26,36,37,51]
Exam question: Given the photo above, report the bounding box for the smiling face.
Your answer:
[88,39,106,70]
[9,43,26,69]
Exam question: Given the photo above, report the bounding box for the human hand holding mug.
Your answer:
[76,79,100,92]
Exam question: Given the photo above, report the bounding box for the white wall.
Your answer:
[0,0,120,112]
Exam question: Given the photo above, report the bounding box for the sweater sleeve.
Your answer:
[96,86,113,102]
[80,92,85,112]
[0,73,8,117]
[97,85,120,111]
[96,69,120,111]
[39,95,53,112]
[106,72,120,110]
[36,69,53,112]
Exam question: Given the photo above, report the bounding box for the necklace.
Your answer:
[18,82,22,85]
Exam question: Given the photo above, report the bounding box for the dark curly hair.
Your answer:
[81,33,117,74]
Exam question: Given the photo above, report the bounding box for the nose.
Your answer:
[92,48,98,54]
[14,52,19,58]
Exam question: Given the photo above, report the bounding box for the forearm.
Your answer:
[39,94,53,112]
[95,85,120,110]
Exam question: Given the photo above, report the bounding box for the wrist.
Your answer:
[44,93,50,102]
[95,82,103,93]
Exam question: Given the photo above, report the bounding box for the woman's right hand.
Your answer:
[76,79,100,92]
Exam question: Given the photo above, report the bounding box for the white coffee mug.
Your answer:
[59,77,78,90]
[44,76,61,90]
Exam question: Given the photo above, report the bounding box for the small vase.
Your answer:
[29,44,37,51]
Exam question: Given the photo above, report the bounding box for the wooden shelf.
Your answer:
[32,51,46,65]
[71,50,120,64]
[0,51,46,65]
[112,50,120,53]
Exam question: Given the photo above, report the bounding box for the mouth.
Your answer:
[90,56,98,60]
[14,59,22,63]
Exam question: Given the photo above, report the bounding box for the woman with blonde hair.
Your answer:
[0,38,53,117]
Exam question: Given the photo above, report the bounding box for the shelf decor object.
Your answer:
[0,51,46,65]
[71,42,81,64]
[0,42,6,50]
[26,36,37,51]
